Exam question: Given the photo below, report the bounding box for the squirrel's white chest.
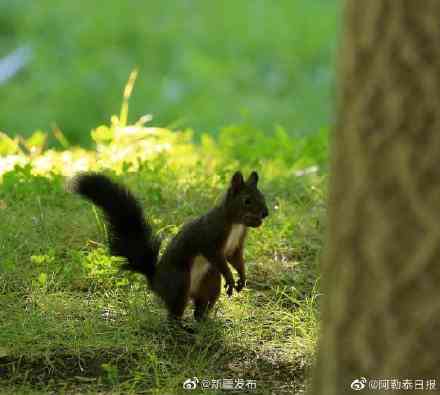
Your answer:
[189,224,245,294]
[190,256,210,295]
[223,224,245,257]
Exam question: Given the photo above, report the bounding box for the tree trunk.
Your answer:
[311,1,440,393]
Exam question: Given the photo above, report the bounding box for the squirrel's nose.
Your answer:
[262,208,269,218]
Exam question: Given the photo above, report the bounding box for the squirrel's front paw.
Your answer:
[224,280,235,297]
[235,278,246,292]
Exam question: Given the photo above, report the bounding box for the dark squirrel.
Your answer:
[71,171,268,321]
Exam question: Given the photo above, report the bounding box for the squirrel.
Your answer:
[71,171,268,322]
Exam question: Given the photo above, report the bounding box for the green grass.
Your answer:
[1,3,333,391]
[0,105,326,393]
[0,0,339,146]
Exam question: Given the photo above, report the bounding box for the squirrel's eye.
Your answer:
[244,197,252,205]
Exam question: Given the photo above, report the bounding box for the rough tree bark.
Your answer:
[311,1,440,393]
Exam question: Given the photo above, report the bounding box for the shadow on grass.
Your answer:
[0,317,308,393]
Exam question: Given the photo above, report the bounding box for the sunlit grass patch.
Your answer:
[0,72,326,394]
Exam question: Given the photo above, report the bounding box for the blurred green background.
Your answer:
[0,0,339,146]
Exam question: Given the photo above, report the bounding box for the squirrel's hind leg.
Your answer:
[165,286,190,321]
[193,269,221,321]
[154,262,191,320]
[166,298,194,333]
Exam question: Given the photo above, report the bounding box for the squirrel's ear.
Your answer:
[247,171,259,187]
[230,171,244,194]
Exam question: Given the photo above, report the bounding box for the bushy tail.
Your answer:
[70,173,160,285]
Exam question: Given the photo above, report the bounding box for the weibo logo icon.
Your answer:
[351,377,367,391]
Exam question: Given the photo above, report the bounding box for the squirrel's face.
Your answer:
[226,171,269,227]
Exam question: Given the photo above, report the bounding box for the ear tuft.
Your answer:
[230,171,244,194]
[247,171,259,186]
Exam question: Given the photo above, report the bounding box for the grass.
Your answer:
[0,0,339,146]
[0,91,327,393]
